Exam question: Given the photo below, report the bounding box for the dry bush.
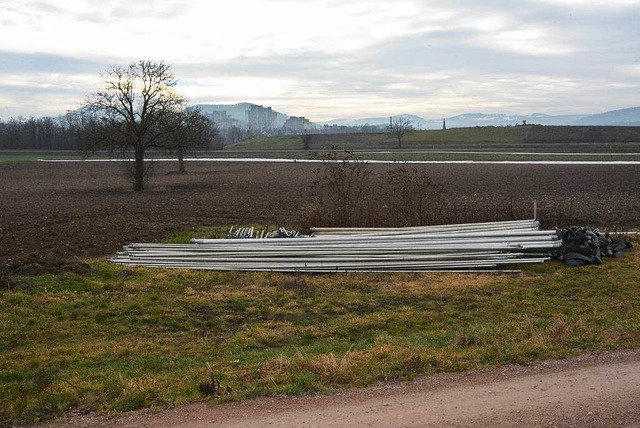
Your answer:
[382,165,444,226]
[303,151,595,228]
[304,151,444,227]
[305,151,378,227]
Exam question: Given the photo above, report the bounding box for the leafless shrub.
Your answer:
[303,151,553,228]
[383,165,444,226]
[304,150,444,227]
[305,150,377,227]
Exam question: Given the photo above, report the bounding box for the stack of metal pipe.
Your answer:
[110,219,561,272]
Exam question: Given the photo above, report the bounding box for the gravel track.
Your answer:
[38,349,640,428]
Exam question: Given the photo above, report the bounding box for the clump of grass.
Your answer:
[166,224,293,244]
[308,346,355,384]
[1,248,639,425]
[165,226,230,243]
[199,364,232,397]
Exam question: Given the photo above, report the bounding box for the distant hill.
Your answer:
[319,107,639,129]
[571,107,640,126]
[442,112,586,128]
[323,114,430,129]
[192,103,288,127]
[319,112,588,129]
[190,103,640,130]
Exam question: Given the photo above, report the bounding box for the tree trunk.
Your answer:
[134,145,145,191]
[178,146,185,174]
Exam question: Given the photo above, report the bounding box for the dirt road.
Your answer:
[42,349,640,428]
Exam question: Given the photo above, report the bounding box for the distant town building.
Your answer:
[246,104,277,133]
[205,111,240,131]
[283,116,311,133]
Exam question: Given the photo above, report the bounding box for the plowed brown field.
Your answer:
[1,161,638,275]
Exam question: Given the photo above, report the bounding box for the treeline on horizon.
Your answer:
[1,114,640,151]
[0,114,223,152]
[0,114,84,151]
[0,114,294,151]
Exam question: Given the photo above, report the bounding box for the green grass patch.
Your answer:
[224,127,640,157]
[403,127,526,146]
[226,128,526,151]
[0,151,82,162]
[1,244,639,425]
[228,136,304,150]
[165,225,284,243]
[165,226,231,243]
[191,149,640,162]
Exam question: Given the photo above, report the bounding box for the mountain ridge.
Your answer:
[191,103,639,129]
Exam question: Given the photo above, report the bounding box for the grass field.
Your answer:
[2,125,640,164]
[0,151,83,162]
[226,126,640,152]
[185,150,640,162]
[4,146,640,164]
[227,127,527,151]
[1,232,638,425]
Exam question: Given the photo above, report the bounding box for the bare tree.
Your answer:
[164,109,220,173]
[301,131,312,150]
[85,60,188,191]
[388,117,414,149]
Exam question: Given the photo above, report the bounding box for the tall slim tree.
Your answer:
[85,60,187,191]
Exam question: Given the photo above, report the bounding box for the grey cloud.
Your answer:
[108,2,191,20]
[175,52,338,80]
[406,1,638,58]
[68,0,191,24]
[3,0,639,119]
[0,51,110,74]
[176,19,631,88]
[0,83,87,118]
[22,1,64,15]
[0,51,108,119]
[0,82,87,97]
[176,27,638,117]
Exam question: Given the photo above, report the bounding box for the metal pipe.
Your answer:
[110,219,560,272]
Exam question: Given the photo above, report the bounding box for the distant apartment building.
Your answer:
[320,124,358,134]
[283,116,311,133]
[246,105,277,133]
[205,111,241,131]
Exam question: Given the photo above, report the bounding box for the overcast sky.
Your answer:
[1,0,639,121]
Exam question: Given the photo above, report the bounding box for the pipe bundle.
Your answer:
[110,219,561,272]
